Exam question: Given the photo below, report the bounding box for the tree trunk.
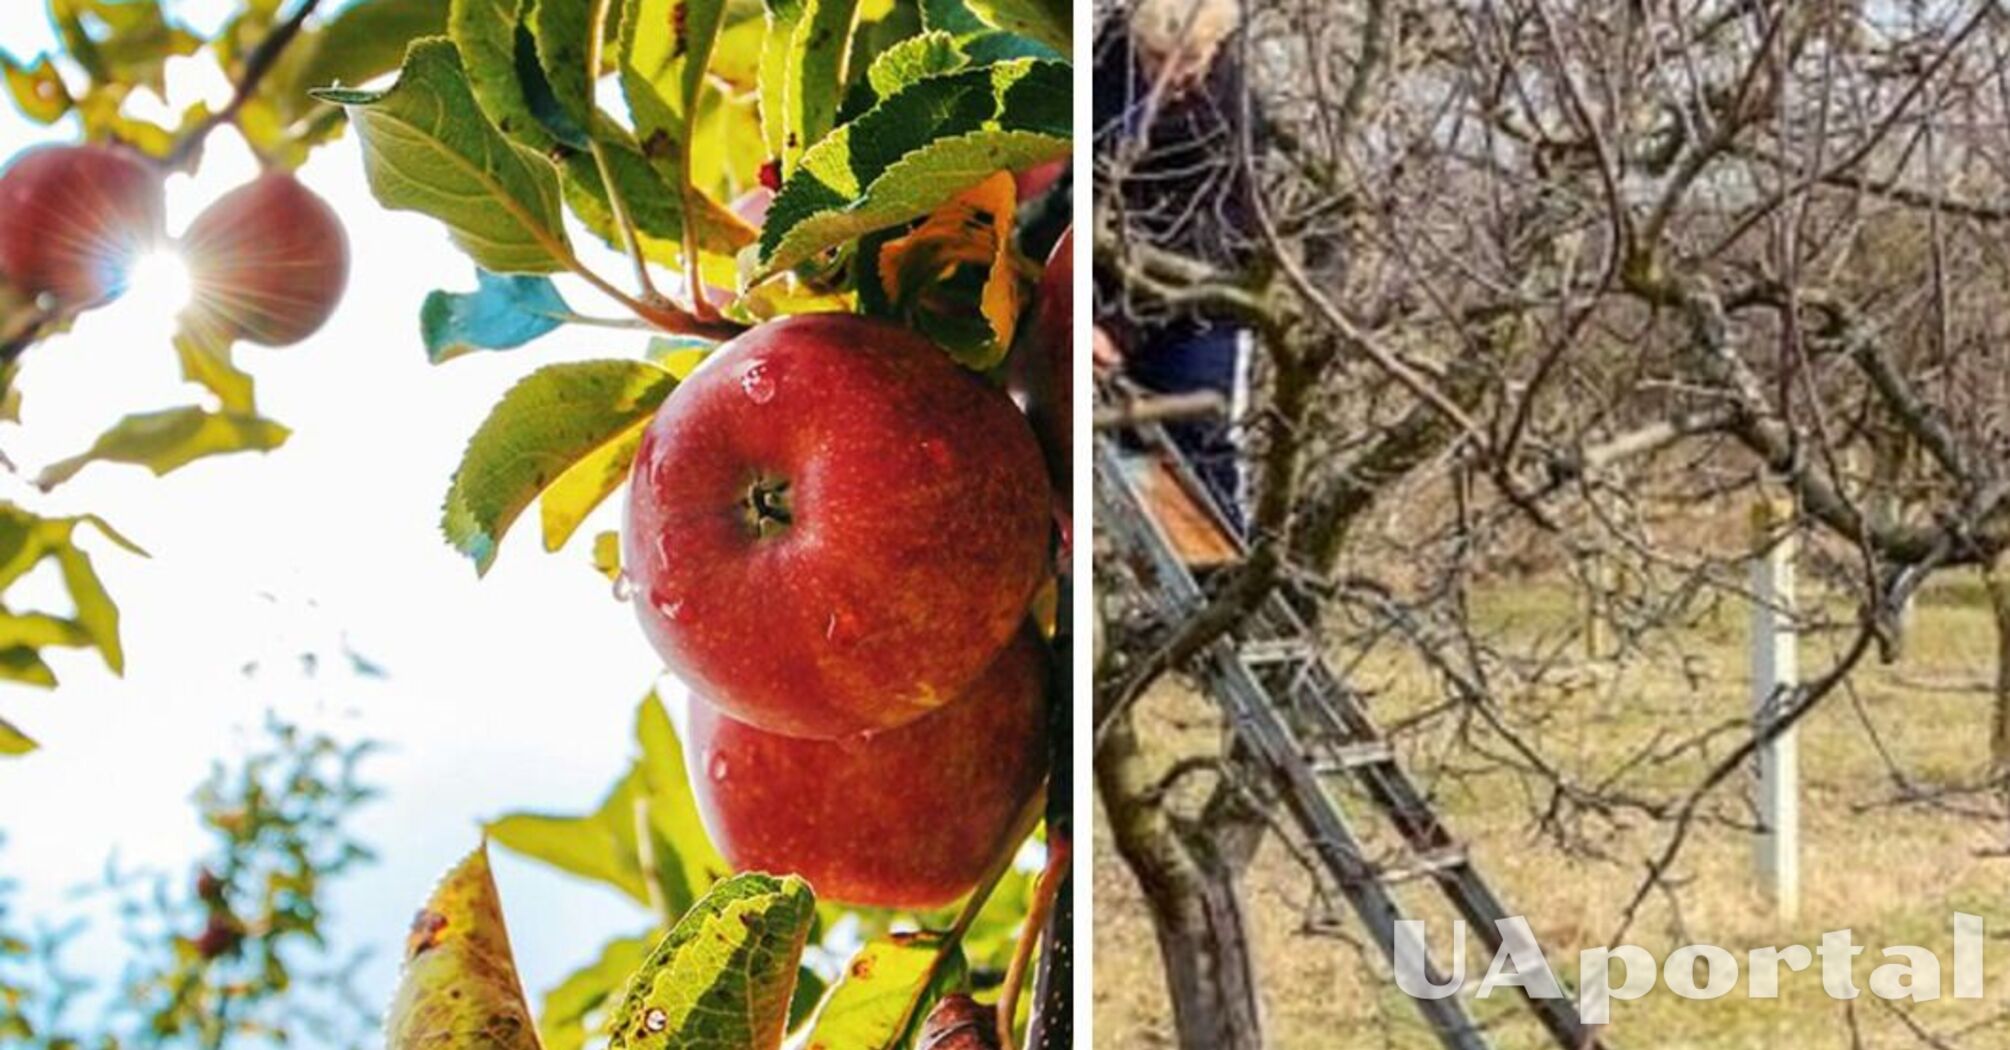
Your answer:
[1098,713,1267,1050]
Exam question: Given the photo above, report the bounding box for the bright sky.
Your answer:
[0,0,678,1023]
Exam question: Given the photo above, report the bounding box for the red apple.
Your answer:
[679,630,1050,908]
[181,171,349,347]
[1010,227,1072,493]
[625,313,1051,739]
[0,143,165,305]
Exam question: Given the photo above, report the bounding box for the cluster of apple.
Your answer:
[0,141,347,346]
[622,225,1075,909]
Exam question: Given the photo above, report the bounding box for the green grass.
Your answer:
[1094,574,2010,1048]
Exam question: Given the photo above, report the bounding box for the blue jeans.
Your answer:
[1125,322,1247,534]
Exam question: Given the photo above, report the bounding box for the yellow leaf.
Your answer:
[877,171,1024,369]
[385,845,541,1050]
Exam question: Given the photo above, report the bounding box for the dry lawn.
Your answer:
[1094,575,2010,1049]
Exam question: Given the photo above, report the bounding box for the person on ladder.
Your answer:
[1093,0,1261,534]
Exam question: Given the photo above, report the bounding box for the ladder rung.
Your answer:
[1379,847,1469,884]
[1238,638,1316,666]
[1310,742,1395,773]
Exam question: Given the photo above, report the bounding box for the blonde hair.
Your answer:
[1128,0,1239,91]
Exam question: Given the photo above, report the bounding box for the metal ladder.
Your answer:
[1094,424,1605,1050]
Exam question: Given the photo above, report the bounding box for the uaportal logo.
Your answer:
[1393,914,1988,1024]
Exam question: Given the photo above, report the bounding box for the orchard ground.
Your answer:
[1093,571,2010,1049]
[0,0,689,1014]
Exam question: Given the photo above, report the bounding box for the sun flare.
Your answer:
[124,248,194,318]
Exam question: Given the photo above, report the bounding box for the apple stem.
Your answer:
[743,479,794,537]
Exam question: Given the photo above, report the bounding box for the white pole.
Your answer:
[1750,497,1800,922]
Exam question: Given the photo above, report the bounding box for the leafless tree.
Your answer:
[1096,1,2010,1046]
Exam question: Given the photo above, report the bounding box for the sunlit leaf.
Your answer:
[0,648,56,688]
[866,31,966,99]
[877,169,1022,368]
[759,0,863,176]
[592,529,623,582]
[803,933,969,1050]
[314,39,572,275]
[539,934,654,1050]
[441,358,674,573]
[422,270,572,364]
[559,114,755,279]
[525,0,604,141]
[757,58,1068,276]
[961,0,1068,56]
[1,53,72,124]
[604,873,814,1050]
[298,0,452,95]
[0,715,36,756]
[384,845,541,1050]
[450,0,574,150]
[489,767,654,905]
[174,326,256,413]
[36,407,289,489]
[632,693,727,915]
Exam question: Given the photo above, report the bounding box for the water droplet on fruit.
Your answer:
[611,571,635,602]
[920,439,951,469]
[835,727,879,755]
[739,360,777,404]
[707,752,730,782]
[655,597,686,622]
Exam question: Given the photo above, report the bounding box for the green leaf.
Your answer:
[490,767,654,906]
[299,0,452,95]
[384,846,541,1050]
[803,934,969,1050]
[49,0,201,93]
[961,0,1068,56]
[0,648,56,688]
[53,542,121,674]
[759,0,864,176]
[592,529,623,581]
[866,31,967,99]
[422,271,572,364]
[450,0,553,149]
[559,115,756,274]
[605,874,815,1050]
[1,53,71,124]
[537,419,646,552]
[757,58,1068,276]
[488,694,725,914]
[619,0,728,136]
[174,326,256,414]
[526,0,606,142]
[314,38,573,275]
[441,358,674,574]
[35,407,289,489]
[539,934,655,1050]
[0,715,35,757]
[632,693,728,915]
[788,965,828,1033]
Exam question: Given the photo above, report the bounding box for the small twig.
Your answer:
[583,0,665,308]
[165,0,325,170]
[995,831,1069,1050]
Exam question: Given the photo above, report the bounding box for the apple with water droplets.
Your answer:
[678,630,1049,908]
[624,313,1050,739]
[181,171,350,347]
[0,143,165,305]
